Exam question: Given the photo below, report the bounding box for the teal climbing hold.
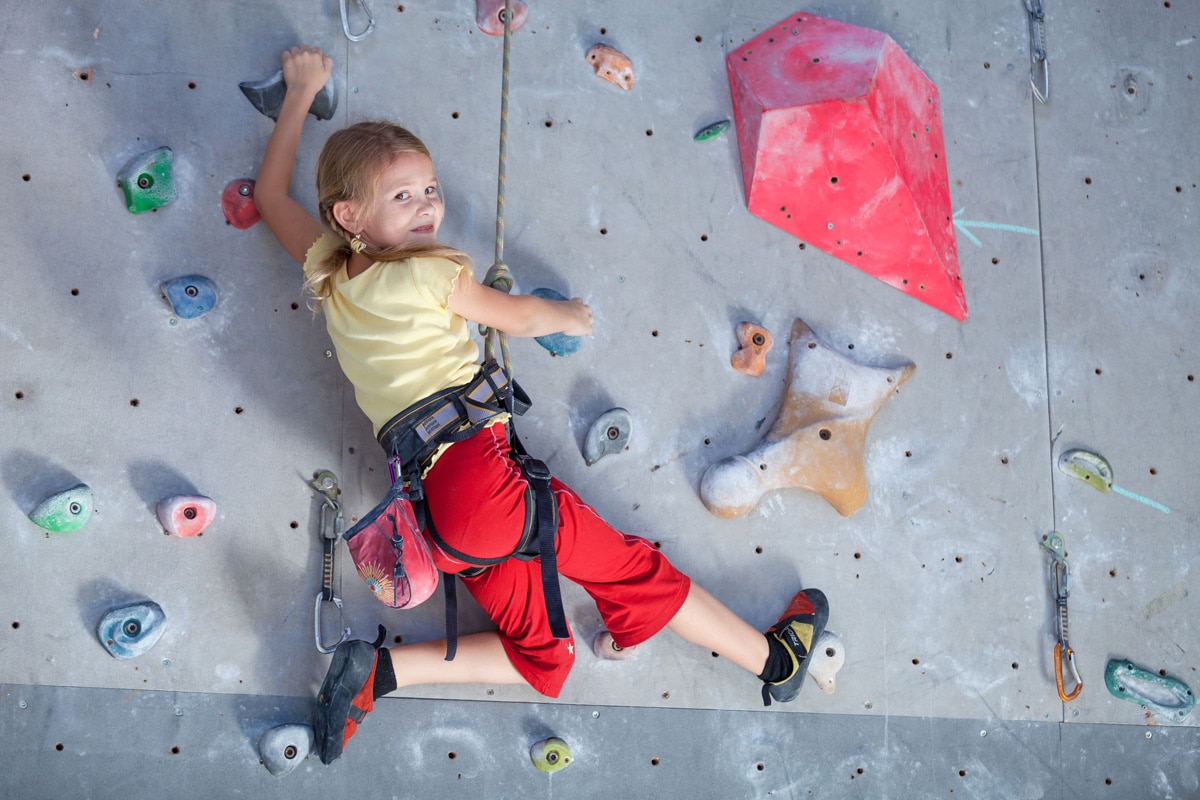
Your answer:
[29,484,93,533]
[532,288,582,357]
[98,600,166,659]
[117,147,177,213]
[1105,659,1194,722]
[163,274,218,319]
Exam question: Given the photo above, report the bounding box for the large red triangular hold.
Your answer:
[727,13,966,321]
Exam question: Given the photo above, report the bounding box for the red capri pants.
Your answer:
[421,423,691,697]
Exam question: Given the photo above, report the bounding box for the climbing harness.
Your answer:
[340,0,376,42]
[376,359,567,661]
[311,470,352,654]
[1025,0,1049,103]
[1041,532,1081,701]
[478,0,517,375]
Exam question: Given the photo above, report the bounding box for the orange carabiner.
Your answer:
[1054,642,1083,701]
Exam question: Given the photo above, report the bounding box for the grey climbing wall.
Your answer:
[2,0,1199,796]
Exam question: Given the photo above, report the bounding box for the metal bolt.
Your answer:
[162,659,171,668]
[1146,731,1153,739]
[238,183,252,196]
[979,729,987,737]
[325,350,333,358]
[175,708,183,717]
[18,701,27,709]
[592,710,600,719]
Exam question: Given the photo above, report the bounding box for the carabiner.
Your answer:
[315,592,352,654]
[341,0,376,42]
[1054,642,1083,701]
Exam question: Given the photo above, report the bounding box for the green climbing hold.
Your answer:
[1105,659,1194,722]
[694,119,730,142]
[530,737,573,773]
[29,484,93,533]
[117,146,177,214]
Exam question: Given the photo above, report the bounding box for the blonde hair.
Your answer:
[305,120,473,307]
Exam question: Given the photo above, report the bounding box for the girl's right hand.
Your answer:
[560,297,594,337]
[281,45,333,98]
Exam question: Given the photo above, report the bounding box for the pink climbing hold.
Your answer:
[586,44,635,91]
[476,0,528,36]
[726,12,966,320]
[222,179,261,229]
[730,322,773,376]
[156,495,217,538]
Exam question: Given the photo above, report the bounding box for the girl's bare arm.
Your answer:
[255,46,332,265]
[448,271,593,338]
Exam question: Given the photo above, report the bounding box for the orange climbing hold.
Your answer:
[726,12,966,320]
[730,322,773,376]
[476,0,527,36]
[586,44,635,91]
[156,495,217,538]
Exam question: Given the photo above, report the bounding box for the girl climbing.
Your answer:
[255,45,829,765]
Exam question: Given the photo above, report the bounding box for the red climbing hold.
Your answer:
[156,495,216,538]
[726,13,966,321]
[476,0,527,36]
[222,179,261,229]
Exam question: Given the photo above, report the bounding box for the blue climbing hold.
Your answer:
[98,600,166,659]
[532,288,582,357]
[163,275,218,319]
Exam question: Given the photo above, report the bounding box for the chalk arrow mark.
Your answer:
[953,208,1040,248]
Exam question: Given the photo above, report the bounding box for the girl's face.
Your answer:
[353,151,444,249]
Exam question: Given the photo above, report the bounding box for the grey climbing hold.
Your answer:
[29,483,93,533]
[259,724,314,776]
[584,408,632,466]
[240,70,338,121]
[98,601,166,659]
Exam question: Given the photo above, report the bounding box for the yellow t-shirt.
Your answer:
[303,234,480,437]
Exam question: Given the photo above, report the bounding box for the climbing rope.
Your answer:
[480,0,516,375]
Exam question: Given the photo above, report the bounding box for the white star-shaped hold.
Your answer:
[702,318,915,517]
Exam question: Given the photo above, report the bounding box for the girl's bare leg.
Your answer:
[387,631,526,689]
[666,583,769,675]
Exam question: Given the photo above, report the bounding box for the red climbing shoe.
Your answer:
[313,639,379,764]
[762,588,829,706]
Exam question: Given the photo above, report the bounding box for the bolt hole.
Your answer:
[751,333,765,346]
[15,391,24,400]
[650,330,658,337]
[905,450,913,457]
[1095,368,1103,375]
[289,521,299,529]
[819,429,832,440]
[959,769,967,777]
[755,546,763,554]
[130,398,140,407]
[55,743,64,752]
[807,341,817,349]
[955,555,963,563]
[992,257,1000,265]
[757,762,765,771]
[1012,662,1019,669]
[283,745,298,759]
[544,119,553,128]
[700,234,708,242]
[606,426,620,440]
[912,658,920,665]
[235,406,244,414]
[448,751,457,760]
[187,82,196,90]
[645,129,654,137]
[1150,467,1158,475]
[830,176,838,184]
[984,61,991,69]
[22,173,31,181]
[170,746,180,755]
[759,463,767,471]
[1085,177,1092,185]
[394,635,403,644]
[1106,778,1113,785]
[651,757,661,765]
[828,647,837,658]
[599,227,608,235]
[1001,456,1009,465]
[452,111,459,119]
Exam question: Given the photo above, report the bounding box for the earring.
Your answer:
[349,236,366,254]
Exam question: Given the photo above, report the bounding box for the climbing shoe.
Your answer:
[761,588,829,707]
[313,639,380,764]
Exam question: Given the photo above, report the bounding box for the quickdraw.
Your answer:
[1025,0,1049,103]
[1041,532,1081,701]
[311,470,352,654]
